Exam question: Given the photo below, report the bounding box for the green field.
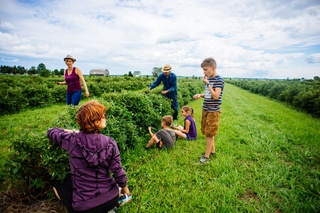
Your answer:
[0,83,319,212]
[121,83,320,212]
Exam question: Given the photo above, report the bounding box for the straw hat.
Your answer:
[162,64,172,72]
[64,55,76,62]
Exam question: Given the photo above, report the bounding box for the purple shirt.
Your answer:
[185,115,197,140]
[65,67,81,93]
[47,127,127,211]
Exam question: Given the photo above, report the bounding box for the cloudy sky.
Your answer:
[0,0,319,78]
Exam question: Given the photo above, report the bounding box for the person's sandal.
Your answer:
[118,193,132,206]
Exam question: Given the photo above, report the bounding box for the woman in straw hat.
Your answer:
[56,55,89,105]
[149,64,179,120]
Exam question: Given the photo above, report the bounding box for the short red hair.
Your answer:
[76,100,106,133]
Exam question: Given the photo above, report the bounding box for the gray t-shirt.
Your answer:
[155,129,176,149]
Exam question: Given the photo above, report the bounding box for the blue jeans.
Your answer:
[163,93,178,120]
[66,89,82,105]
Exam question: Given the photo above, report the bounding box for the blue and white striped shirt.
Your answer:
[202,75,224,112]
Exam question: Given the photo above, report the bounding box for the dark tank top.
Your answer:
[65,67,81,93]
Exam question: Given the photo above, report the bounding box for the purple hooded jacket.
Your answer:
[47,127,127,211]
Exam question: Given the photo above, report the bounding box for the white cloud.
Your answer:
[0,0,319,79]
[305,53,320,63]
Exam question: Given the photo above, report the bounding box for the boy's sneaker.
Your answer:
[199,153,216,159]
[196,156,210,164]
[118,193,132,207]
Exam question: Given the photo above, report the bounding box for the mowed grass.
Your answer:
[0,83,319,212]
[120,83,320,213]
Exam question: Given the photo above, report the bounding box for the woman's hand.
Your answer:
[121,186,130,195]
[64,129,79,134]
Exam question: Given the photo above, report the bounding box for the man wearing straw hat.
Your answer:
[149,64,178,120]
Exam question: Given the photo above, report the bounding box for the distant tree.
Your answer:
[59,68,64,75]
[28,66,37,75]
[12,65,18,74]
[0,65,10,74]
[17,66,27,75]
[53,69,60,75]
[128,71,133,77]
[152,67,162,77]
[39,69,51,77]
[37,63,46,74]
[314,76,320,81]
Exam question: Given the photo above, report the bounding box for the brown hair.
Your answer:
[201,57,217,69]
[76,100,106,133]
[182,105,194,118]
[162,115,173,127]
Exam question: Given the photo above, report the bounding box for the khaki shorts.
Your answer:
[201,110,221,137]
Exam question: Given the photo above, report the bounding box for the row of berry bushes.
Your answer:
[0,75,154,115]
[227,79,320,117]
[0,78,205,199]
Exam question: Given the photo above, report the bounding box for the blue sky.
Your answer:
[0,0,319,78]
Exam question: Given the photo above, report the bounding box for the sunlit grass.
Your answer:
[120,83,320,212]
[0,84,319,212]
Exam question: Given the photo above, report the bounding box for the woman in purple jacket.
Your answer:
[47,100,131,213]
[56,55,89,105]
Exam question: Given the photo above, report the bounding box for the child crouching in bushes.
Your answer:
[146,115,176,149]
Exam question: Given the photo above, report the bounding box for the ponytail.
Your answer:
[182,105,194,118]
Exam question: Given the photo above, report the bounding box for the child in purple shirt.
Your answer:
[172,106,197,140]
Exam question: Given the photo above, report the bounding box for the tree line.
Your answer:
[0,64,64,77]
[1,64,163,77]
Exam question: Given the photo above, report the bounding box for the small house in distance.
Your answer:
[89,69,109,76]
[133,71,141,77]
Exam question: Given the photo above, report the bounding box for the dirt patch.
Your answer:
[239,189,260,202]
[0,191,67,213]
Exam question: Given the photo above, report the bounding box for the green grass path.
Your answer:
[0,83,319,212]
[121,83,320,213]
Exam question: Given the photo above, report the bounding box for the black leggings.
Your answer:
[51,174,119,213]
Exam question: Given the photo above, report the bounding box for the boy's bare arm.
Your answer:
[148,127,154,136]
[208,86,221,100]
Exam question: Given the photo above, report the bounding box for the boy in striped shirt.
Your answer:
[193,58,224,164]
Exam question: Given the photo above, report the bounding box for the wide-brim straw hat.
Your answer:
[162,64,172,72]
[64,55,76,62]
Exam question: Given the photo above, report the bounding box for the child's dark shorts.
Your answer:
[201,110,221,137]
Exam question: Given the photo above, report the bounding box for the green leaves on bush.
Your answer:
[0,75,154,115]
[101,91,173,150]
[0,132,69,197]
[0,77,205,198]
